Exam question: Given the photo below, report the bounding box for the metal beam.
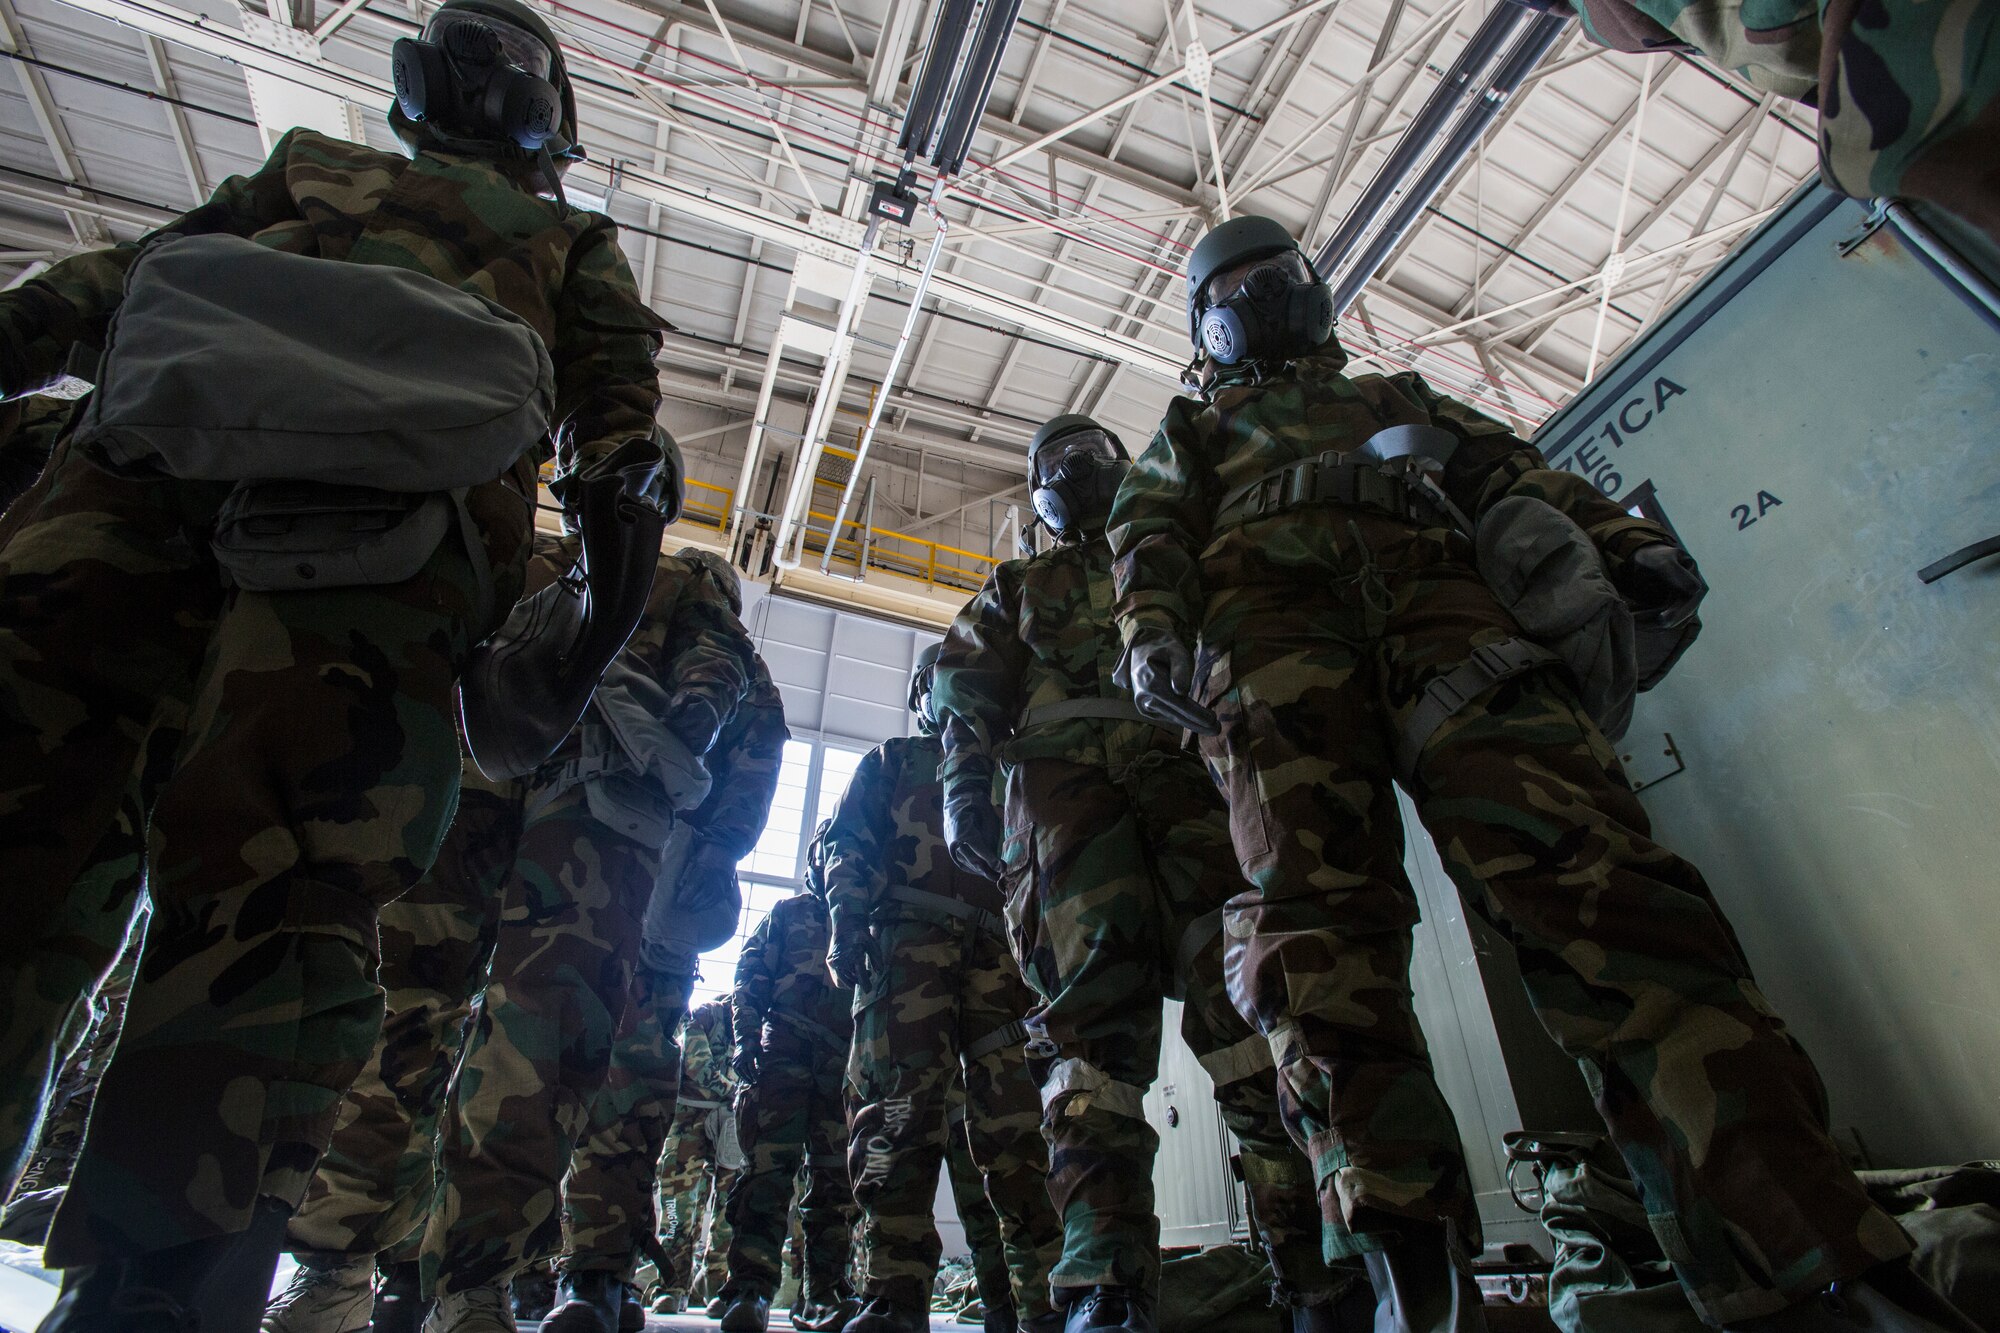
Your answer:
[1454,53,1675,317]
[142,35,205,202]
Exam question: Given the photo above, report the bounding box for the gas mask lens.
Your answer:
[1036,429,1120,483]
[423,11,553,78]
[1204,249,1314,309]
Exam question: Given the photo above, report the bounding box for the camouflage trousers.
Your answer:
[285,774,521,1263]
[657,1100,738,1295]
[723,1033,853,1298]
[945,1081,1012,1317]
[1001,754,1335,1303]
[421,781,661,1294]
[1191,512,1910,1323]
[0,444,531,1266]
[0,679,180,1189]
[562,982,688,1278]
[9,929,142,1199]
[846,913,1059,1318]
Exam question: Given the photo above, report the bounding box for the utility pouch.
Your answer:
[1475,495,1638,740]
[75,232,553,490]
[211,481,450,592]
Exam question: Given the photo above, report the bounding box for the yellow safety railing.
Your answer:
[680,478,733,529]
[668,448,997,595]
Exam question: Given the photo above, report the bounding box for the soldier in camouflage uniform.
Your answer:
[410,537,754,1333]
[934,420,1360,1333]
[0,2,670,1324]
[562,640,790,1310]
[261,538,751,1333]
[716,841,859,1333]
[1563,0,1999,245]
[824,661,1063,1333]
[1107,216,1972,1333]
[651,998,743,1314]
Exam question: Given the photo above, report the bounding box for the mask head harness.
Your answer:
[1185,215,1334,369]
[909,641,943,734]
[1028,414,1129,542]
[391,0,581,184]
[676,546,744,616]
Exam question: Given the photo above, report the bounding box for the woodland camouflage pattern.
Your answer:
[562,988,686,1279]
[1107,342,1913,1322]
[0,126,664,1265]
[286,772,522,1264]
[421,544,753,1294]
[721,891,855,1299]
[935,538,1340,1305]
[823,734,1060,1319]
[656,1000,740,1299]
[0,716,175,1185]
[1567,0,2000,243]
[7,932,140,1200]
[564,657,784,1282]
[945,1084,1013,1319]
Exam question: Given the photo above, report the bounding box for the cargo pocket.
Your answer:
[1197,646,1274,866]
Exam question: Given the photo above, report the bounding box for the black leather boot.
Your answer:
[618,1280,647,1333]
[791,1274,857,1332]
[38,1194,291,1333]
[543,1269,627,1333]
[1727,1262,1983,1333]
[1286,1277,1377,1333]
[982,1299,1019,1333]
[369,1261,430,1333]
[839,1297,931,1333]
[719,1290,773,1333]
[1061,1287,1156,1333]
[1360,1236,1485,1333]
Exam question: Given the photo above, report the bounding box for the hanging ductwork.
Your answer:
[1314,0,1571,314]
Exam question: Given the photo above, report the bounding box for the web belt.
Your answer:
[1397,636,1562,785]
[1017,697,1159,731]
[678,1097,724,1111]
[1214,450,1469,534]
[963,1019,1028,1063]
[884,885,1004,937]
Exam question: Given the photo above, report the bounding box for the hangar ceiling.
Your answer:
[0,0,1818,593]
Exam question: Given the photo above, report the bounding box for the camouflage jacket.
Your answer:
[1565,0,1818,101]
[732,891,853,1058]
[679,997,736,1108]
[685,659,788,861]
[935,534,1175,803]
[822,734,1003,926]
[528,536,754,842]
[1109,343,1673,640]
[0,129,665,475]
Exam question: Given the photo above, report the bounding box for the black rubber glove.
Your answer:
[551,434,671,526]
[1114,624,1218,735]
[943,786,1004,882]
[676,838,740,913]
[666,695,726,756]
[825,912,878,990]
[732,1044,759,1085]
[1620,543,1706,628]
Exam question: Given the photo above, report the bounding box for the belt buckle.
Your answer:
[1469,640,1520,679]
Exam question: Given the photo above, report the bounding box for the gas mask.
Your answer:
[1196,248,1335,367]
[1028,419,1130,542]
[909,644,942,736]
[392,4,572,156]
[677,546,744,616]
